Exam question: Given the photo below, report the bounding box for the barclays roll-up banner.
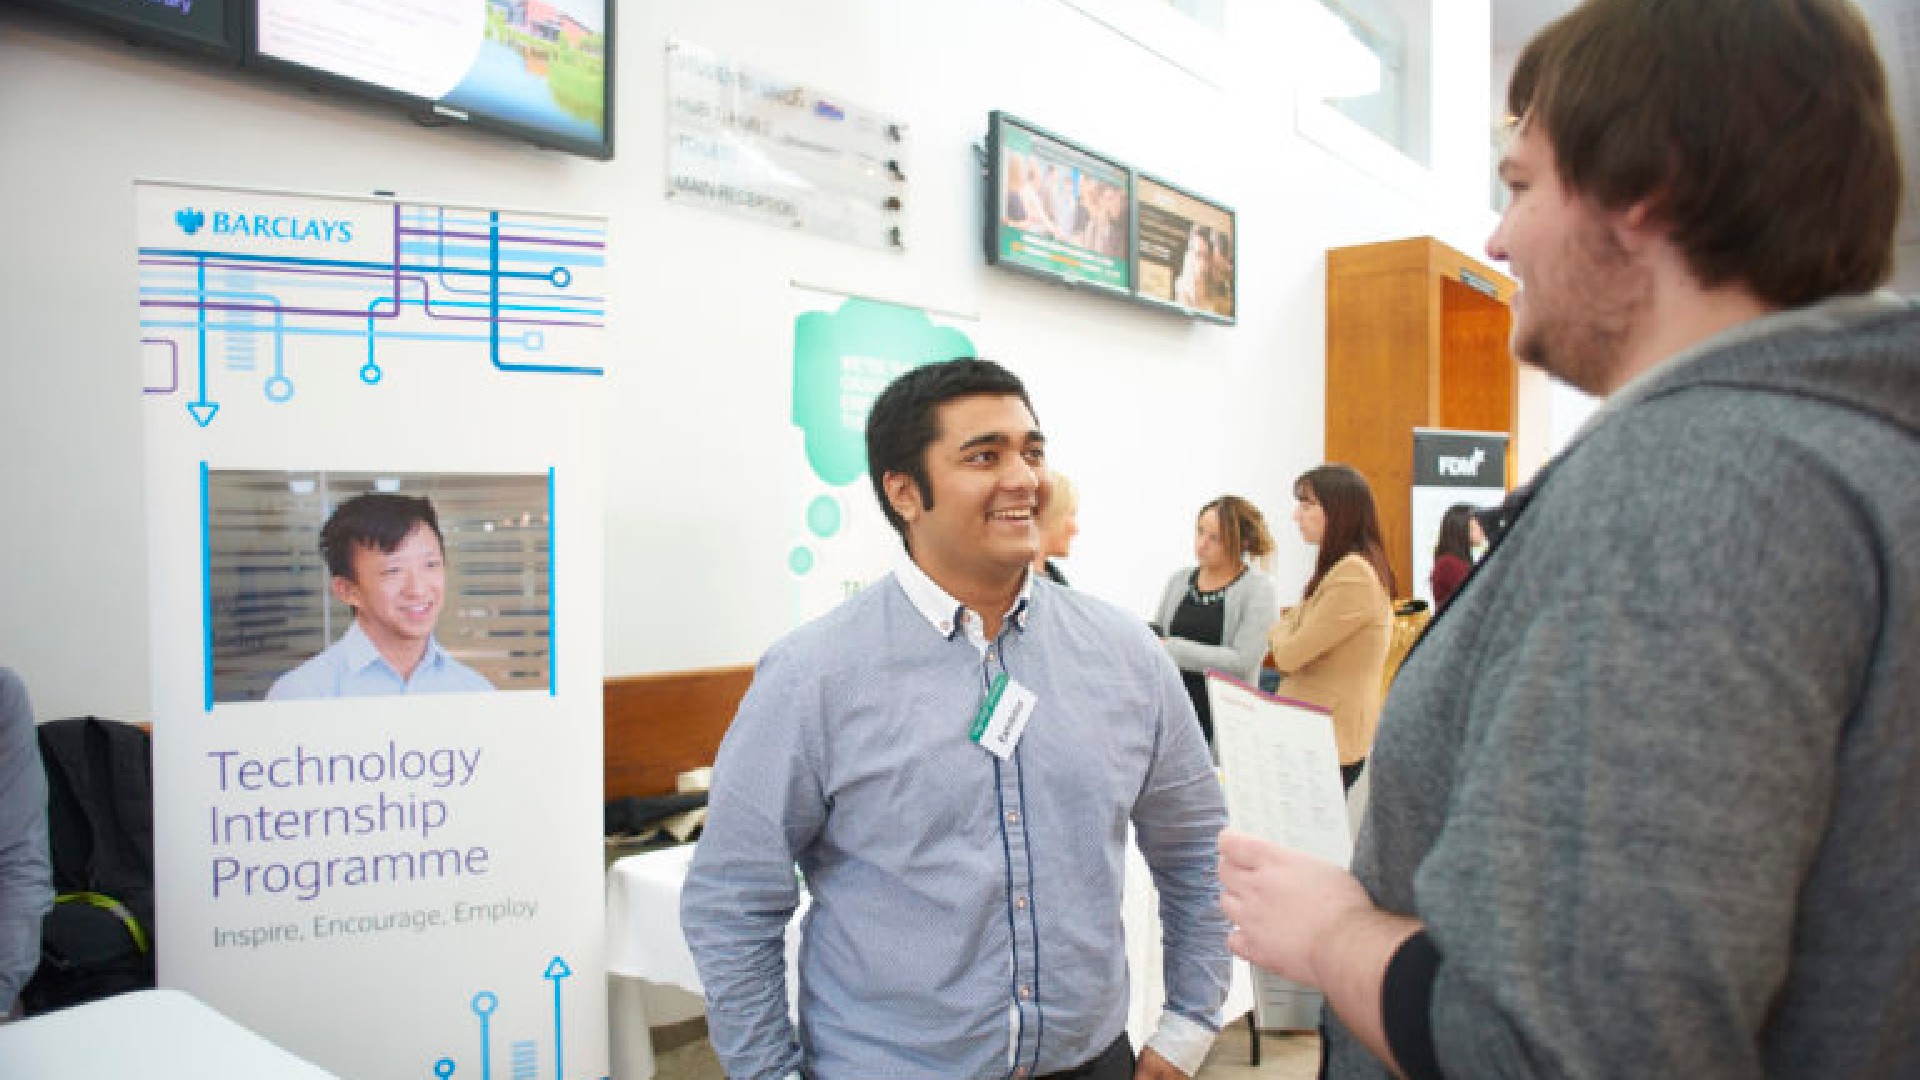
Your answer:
[137,180,607,1079]
[1411,428,1508,607]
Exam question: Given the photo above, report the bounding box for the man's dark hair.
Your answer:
[1509,0,1901,307]
[320,492,444,581]
[864,358,1036,544]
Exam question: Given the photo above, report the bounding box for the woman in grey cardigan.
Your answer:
[1155,495,1280,745]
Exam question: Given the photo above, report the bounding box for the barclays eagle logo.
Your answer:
[176,208,206,235]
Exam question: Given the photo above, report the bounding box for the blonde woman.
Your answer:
[1032,469,1079,586]
[1156,495,1280,745]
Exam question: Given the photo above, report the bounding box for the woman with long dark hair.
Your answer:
[1430,502,1484,610]
[1156,495,1279,748]
[1268,464,1395,790]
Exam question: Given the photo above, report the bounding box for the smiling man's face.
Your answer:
[888,393,1048,601]
[1488,118,1652,396]
[334,521,447,656]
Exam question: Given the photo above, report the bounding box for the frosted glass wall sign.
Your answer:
[665,39,908,251]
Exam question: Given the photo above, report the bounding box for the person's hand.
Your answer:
[1218,828,1375,988]
[1133,1046,1188,1080]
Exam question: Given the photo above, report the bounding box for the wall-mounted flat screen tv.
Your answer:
[249,0,613,160]
[986,111,1131,294]
[1134,173,1236,324]
[13,0,241,59]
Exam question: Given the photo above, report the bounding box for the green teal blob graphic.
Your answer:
[792,298,978,487]
[807,495,843,538]
[789,546,816,575]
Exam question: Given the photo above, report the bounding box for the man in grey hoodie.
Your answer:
[1219,1,1919,1077]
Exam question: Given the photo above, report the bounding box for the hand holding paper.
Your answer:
[1217,828,1370,987]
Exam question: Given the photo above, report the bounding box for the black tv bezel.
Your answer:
[243,0,616,162]
[12,0,245,62]
[1131,170,1238,326]
[984,110,1134,298]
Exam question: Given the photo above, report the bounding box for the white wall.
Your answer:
[0,0,1495,721]
[1893,243,1920,296]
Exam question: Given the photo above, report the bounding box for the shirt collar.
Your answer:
[892,552,1032,648]
[339,620,446,677]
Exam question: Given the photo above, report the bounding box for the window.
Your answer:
[1161,0,1227,31]
[1310,0,1432,167]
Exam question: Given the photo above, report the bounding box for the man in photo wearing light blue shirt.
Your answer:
[267,492,494,700]
[682,358,1230,1079]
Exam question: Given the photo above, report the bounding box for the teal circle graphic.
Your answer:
[789,546,816,575]
[806,495,843,538]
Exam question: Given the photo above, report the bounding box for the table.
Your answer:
[0,987,339,1079]
[605,843,805,1079]
[605,842,1253,1079]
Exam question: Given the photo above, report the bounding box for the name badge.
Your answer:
[970,672,1036,760]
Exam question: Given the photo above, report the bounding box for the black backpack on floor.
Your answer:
[21,716,156,1014]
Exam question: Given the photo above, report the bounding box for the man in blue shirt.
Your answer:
[267,493,493,700]
[682,359,1230,1079]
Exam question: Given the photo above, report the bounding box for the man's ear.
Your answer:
[329,574,360,611]
[1612,190,1667,255]
[883,471,922,526]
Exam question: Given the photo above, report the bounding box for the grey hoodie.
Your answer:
[1332,293,1920,1079]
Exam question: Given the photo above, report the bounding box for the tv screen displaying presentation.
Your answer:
[250,0,613,160]
[987,112,1131,293]
[1134,174,1236,324]
[17,0,240,58]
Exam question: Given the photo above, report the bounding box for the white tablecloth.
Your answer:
[605,841,1253,1079]
[605,842,704,988]
[0,988,339,1079]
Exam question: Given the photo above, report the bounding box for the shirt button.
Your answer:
[1005,810,1020,825]
[1018,984,1032,1000]
[1014,894,1029,910]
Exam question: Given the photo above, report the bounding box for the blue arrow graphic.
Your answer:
[543,957,571,1080]
[187,257,220,426]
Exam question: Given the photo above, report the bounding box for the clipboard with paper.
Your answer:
[1207,672,1352,868]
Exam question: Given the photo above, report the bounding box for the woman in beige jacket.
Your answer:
[1268,464,1396,790]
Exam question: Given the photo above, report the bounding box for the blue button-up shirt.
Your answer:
[682,563,1230,1079]
[264,622,495,700]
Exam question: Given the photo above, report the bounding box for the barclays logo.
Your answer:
[176,207,355,244]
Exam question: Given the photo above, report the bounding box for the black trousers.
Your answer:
[1038,1032,1134,1080]
[1341,758,1366,792]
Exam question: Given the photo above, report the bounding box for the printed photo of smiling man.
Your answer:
[266,491,496,700]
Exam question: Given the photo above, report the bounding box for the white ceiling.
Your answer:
[1490,0,1573,55]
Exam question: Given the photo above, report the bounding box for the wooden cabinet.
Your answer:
[1325,236,1517,597]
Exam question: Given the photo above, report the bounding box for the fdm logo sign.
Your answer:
[174,206,355,243]
[1438,447,1486,478]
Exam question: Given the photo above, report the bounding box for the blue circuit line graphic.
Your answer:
[435,957,597,1080]
[141,200,606,426]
